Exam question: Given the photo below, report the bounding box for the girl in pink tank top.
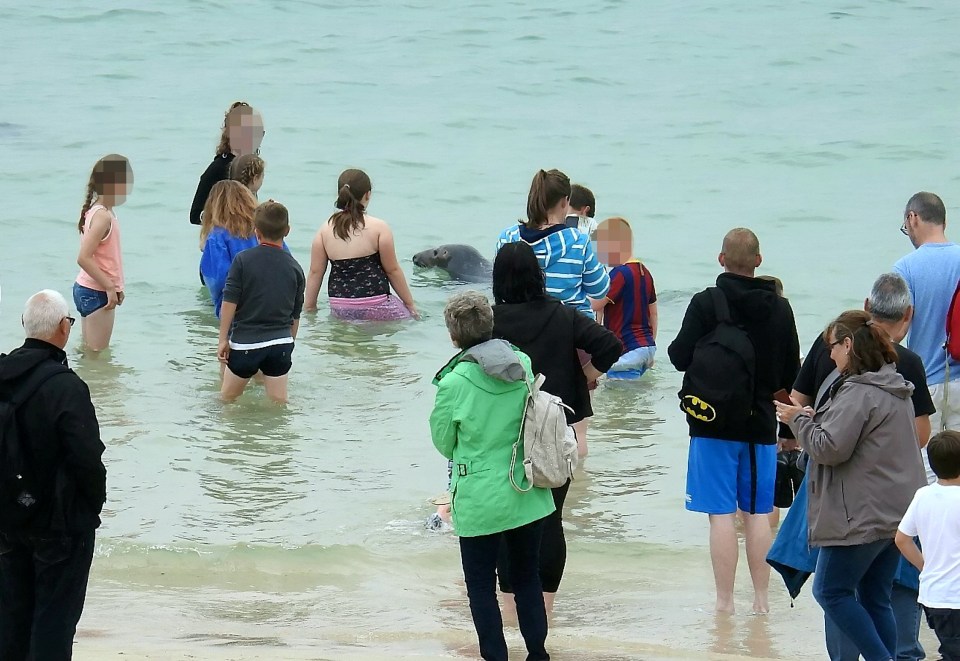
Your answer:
[73,154,133,351]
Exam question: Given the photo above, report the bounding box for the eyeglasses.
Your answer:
[828,339,844,348]
[64,316,76,327]
[900,212,914,236]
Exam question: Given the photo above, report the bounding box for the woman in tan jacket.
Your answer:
[776,310,926,661]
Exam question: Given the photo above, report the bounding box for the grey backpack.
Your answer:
[509,374,579,491]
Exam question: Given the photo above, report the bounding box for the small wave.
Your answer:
[385,159,437,170]
[568,75,613,86]
[39,8,168,23]
[0,122,25,137]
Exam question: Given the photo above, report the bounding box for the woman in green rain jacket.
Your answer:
[430,291,553,661]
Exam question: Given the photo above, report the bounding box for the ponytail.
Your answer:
[329,185,366,241]
[78,174,96,233]
[525,168,571,228]
[824,310,898,375]
[328,169,372,241]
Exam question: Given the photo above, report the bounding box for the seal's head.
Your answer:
[413,246,452,268]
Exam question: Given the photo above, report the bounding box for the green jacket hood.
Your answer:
[433,339,529,387]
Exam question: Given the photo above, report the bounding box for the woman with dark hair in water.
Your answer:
[189,101,264,226]
[304,169,418,320]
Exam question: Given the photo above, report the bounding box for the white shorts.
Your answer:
[926,380,960,484]
[607,346,656,379]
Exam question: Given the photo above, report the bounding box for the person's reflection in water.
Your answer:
[709,612,777,658]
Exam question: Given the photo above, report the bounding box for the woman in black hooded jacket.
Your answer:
[491,241,622,615]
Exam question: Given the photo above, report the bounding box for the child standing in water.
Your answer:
[189,101,264,226]
[229,153,266,198]
[74,154,133,351]
[199,180,259,317]
[304,169,418,320]
[592,217,658,379]
[218,200,305,404]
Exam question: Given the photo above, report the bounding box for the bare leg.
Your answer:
[262,375,288,404]
[80,307,116,351]
[741,512,772,614]
[499,591,517,622]
[542,591,556,615]
[708,513,738,614]
[573,418,589,458]
[767,508,780,529]
[220,367,250,401]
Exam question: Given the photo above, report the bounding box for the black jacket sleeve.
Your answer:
[190,158,227,226]
[52,377,106,511]
[780,301,801,392]
[572,310,623,373]
[668,292,710,371]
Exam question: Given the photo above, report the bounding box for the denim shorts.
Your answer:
[72,282,108,317]
[227,342,294,379]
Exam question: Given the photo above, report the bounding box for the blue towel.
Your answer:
[767,473,921,601]
[767,474,818,601]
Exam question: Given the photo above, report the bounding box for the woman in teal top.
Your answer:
[430,290,554,661]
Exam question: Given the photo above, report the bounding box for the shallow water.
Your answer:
[1,1,957,657]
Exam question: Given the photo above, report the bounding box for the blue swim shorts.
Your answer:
[685,436,776,515]
[72,282,108,318]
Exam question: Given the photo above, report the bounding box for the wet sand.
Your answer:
[74,539,939,661]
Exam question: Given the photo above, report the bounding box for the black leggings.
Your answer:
[497,480,569,594]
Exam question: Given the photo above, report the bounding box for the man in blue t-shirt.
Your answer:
[893,191,960,483]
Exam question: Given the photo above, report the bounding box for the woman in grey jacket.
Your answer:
[776,310,926,661]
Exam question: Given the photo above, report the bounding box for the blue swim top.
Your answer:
[200,227,258,317]
[496,223,610,317]
[200,227,290,317]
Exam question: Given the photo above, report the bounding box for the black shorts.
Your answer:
[227,342,294,379]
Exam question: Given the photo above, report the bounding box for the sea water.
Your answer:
[0,1,955,658]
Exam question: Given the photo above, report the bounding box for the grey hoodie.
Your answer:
[458,339,528,384]
[789,363,926,547]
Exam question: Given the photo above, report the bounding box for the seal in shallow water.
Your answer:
[413,244,492,283]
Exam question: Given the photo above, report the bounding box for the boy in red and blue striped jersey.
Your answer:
[592,217,658,379]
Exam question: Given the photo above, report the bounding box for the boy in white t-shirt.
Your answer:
[896,430,960,660]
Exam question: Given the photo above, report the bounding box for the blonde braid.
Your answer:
[230,154,264,188]
[77,173,96,234]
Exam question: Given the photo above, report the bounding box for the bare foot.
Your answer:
[751,595,769,615]
[715,598,736,615]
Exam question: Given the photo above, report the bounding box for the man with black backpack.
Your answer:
[668,228,800,615]
[0,290,106,660]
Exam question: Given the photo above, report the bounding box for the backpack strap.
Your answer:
[4,361,70,409]
[709,287,733,325]
[814,368,841,410]
[510,372,544,494]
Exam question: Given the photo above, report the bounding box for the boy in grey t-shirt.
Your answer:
[217,200,305,403]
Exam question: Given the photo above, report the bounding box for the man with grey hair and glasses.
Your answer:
[895,192,960,479]
[787,272,934,661]
[0,290,106,660]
